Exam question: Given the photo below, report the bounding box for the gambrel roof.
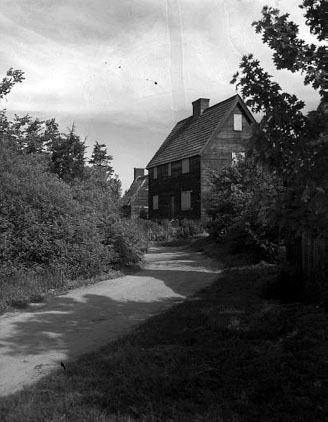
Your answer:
[146,94,255,168]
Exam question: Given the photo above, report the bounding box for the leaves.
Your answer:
[230,1,328,235]
[0,68,24,101]
[250,2,327,97]
[89,141,114,177]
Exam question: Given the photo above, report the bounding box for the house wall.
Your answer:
[201,104,253,218]
[148,156,201,220]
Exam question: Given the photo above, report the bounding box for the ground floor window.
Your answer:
[152,195,159,210]
[181,190,191,210]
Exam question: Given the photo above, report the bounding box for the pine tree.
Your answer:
[89,141,114,177]
[49,125,86,182]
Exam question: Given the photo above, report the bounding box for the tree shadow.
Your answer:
[0,267,220,357]
[0,248,222,396]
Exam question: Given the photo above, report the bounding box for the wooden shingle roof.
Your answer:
[147,94,252,168]
[121,175,148,207]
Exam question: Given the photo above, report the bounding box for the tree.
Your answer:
[49,125,86,182]
[231,0,328,236]
[0,68,24,102]
[89,141,114,177]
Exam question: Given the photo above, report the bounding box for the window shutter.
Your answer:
[182,158,190,174]
[153,195,159,210]
[181,191,191,210]
[233,114,242,131]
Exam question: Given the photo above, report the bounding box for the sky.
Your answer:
[0,0,321,191]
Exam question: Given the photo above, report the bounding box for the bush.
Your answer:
[0,145,147,279]
[204,158,283,262]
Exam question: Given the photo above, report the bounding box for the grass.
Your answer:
[1,257,327,422]
[0,268,121,315]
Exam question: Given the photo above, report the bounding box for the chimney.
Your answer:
[192,98,210,117]
[134,168,144,180]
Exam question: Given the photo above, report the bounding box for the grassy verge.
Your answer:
[0,268,120,315]
[1,261,327,422]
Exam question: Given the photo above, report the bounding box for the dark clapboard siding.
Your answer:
[200,104,253,217]
[146,95,256,222]
[149,156,201,220]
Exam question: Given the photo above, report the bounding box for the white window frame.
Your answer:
[231,151,246,165]
[152,195,159,210]
[233,114,242,131]
[181,190,192,210]
[182,158,190,174]
[153,167,158,179]
[168,162,171,176]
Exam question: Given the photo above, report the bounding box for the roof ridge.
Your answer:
[203,94,238,114]
[146,94,246,169]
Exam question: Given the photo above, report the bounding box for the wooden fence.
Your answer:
[286,231,328,295]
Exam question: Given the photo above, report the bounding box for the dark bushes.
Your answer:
[204,158,283,262]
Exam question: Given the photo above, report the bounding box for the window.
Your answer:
[153,167,158,179]
[231,151,246,165]
[168,162,171,176]
[181,191,191,210]
[152,195,159,210]
[182,158,190,174]
[233,114,242,131]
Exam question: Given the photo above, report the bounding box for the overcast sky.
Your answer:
[0,0,321,190]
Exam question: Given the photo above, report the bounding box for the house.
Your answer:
[146,94,256,221]
[121,168,149,218]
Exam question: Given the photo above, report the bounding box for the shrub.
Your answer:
[204,158,283,262]
[0,145,147,279]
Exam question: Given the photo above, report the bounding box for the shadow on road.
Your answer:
[0,245,222,395]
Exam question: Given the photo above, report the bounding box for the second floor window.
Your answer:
[182,158,190,174]
[168,162,171,176]
[153,167,158,179]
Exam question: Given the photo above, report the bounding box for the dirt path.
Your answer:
[0,244,222,396]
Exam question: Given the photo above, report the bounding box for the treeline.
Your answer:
[0,69,146,281]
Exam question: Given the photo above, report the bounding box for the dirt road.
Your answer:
[0,244,222,396]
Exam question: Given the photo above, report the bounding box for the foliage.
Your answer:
[230,0,328,237]
[0,146,112,278]
[0,68,147,285]
[205,158,283,261]
[89,141,114,177]
[0,68,24,101]
[48,125,86,182]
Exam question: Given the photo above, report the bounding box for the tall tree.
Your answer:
[49,125,86,183]
[231,0,328,235]
[89,141,114,177]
